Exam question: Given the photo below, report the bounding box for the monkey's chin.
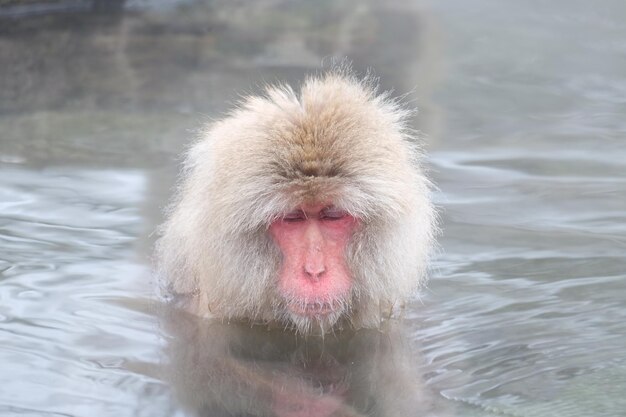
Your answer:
[286,307,344,335]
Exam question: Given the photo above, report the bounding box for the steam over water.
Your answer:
[0,0,624,416]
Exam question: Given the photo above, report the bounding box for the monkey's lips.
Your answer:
[288,301,339,318]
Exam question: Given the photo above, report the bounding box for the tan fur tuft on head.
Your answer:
[156,70,437,331]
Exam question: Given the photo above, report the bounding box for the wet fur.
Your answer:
[156,70,437,333]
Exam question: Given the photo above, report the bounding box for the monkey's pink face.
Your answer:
[269,204,357,325]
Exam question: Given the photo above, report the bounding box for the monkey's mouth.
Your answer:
[288,301,339,318]
[283,299,347,333]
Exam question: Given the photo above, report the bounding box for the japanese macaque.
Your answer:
[156,70,437,334]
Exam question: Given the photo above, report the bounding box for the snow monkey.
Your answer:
[156,70,437,334]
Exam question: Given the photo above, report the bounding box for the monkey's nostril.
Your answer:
[304,263,326,280]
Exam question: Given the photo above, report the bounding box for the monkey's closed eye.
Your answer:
[282,210,307,222]
[320,207,348,221]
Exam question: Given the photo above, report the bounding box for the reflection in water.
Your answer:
[161,308,444,417]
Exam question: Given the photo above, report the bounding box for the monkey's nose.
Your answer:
[304,249,326,281]
[303,222,326,280]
